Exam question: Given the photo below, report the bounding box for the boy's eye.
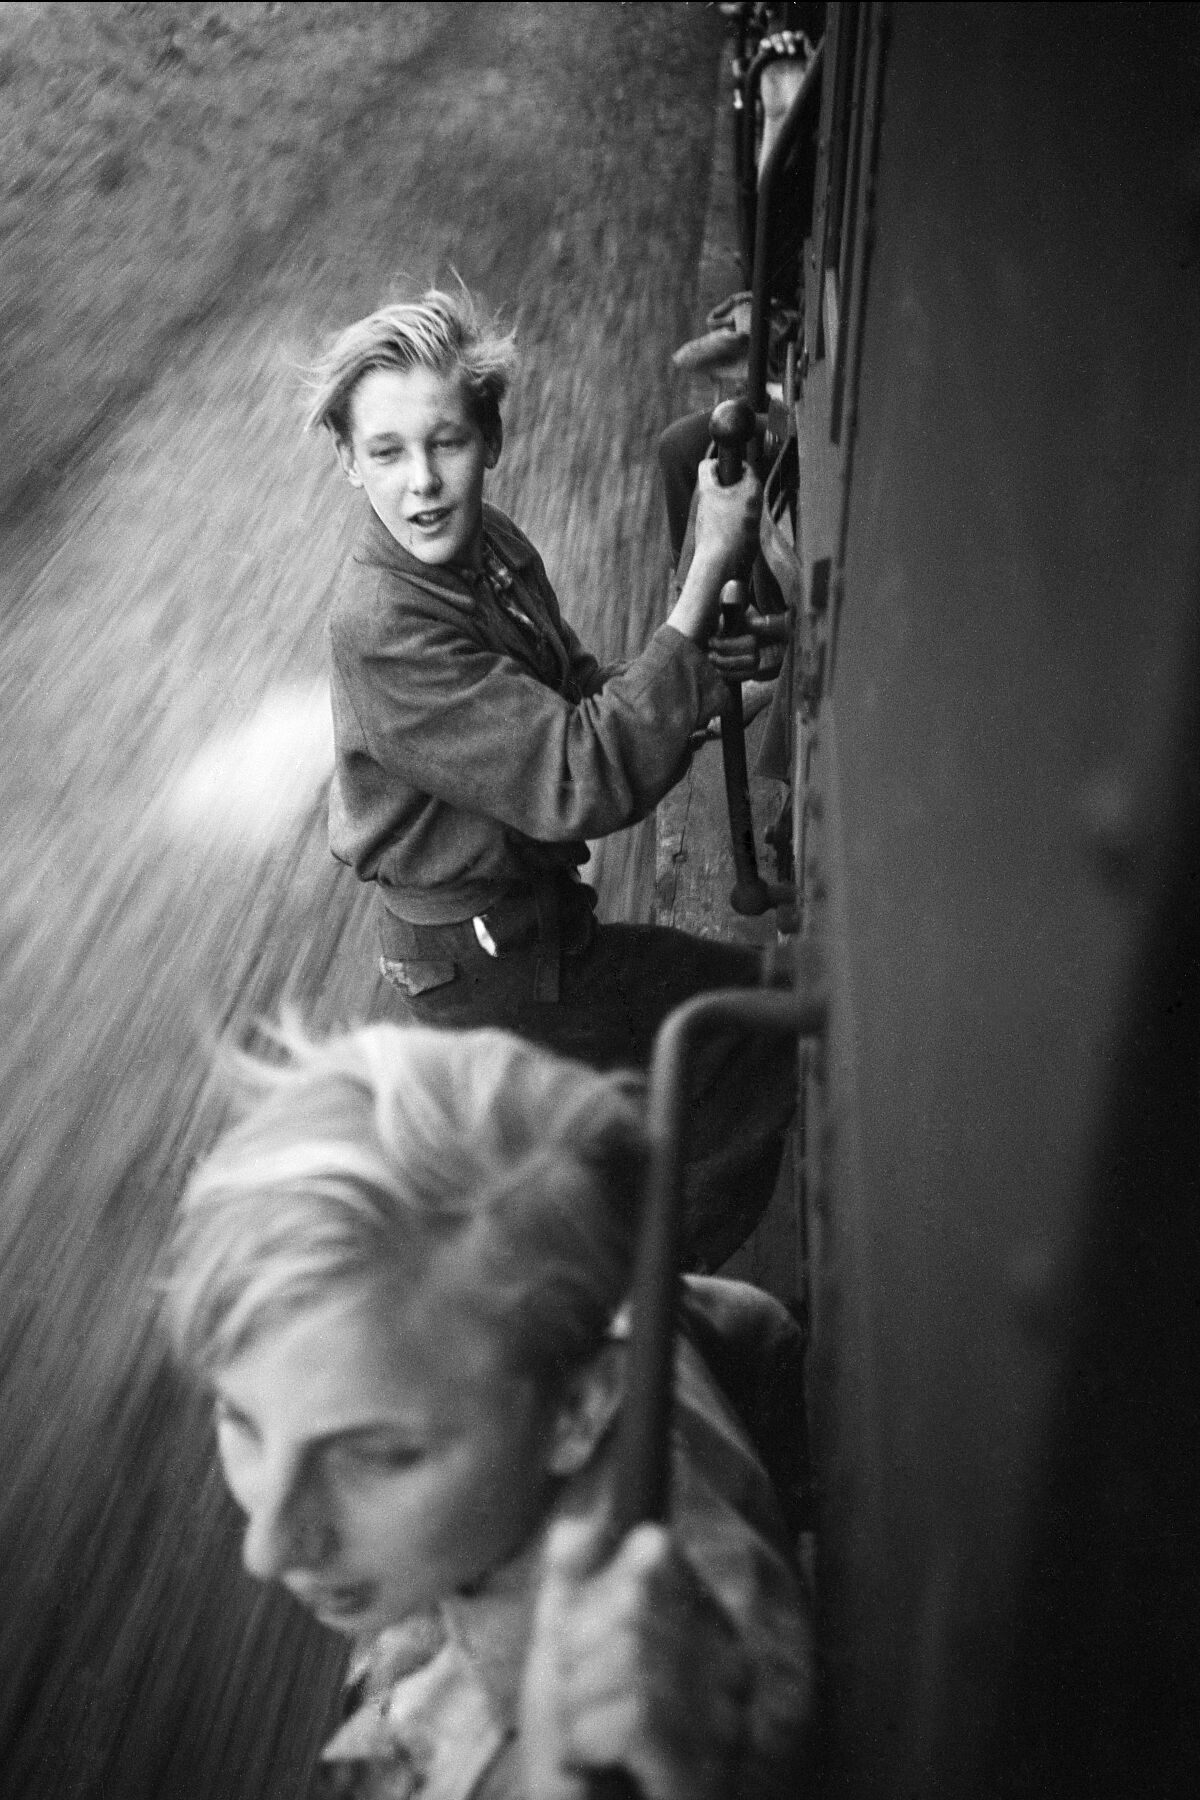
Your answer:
[213,1398,257,1444]
[328,1438,424,1476]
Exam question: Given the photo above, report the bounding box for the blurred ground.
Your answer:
[0,2,442,519]
[0,5,723,1795]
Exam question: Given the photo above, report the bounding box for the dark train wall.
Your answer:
[798,6,1200,1795]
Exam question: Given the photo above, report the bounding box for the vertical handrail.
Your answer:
[590,981,827,1800]
[747,38,825,411]
[710,396,773,916]
[730,6,755,282]
[608,980,828,1541]
[740,49,764,280]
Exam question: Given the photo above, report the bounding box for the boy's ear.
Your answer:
[544,1341,625,1479]
[335,436,363,488]
[483,420,503,471]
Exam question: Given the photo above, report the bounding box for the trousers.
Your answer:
[374,902,796,1273]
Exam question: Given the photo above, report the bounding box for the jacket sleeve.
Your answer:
[556,607,613,698]
[331,577,726,843]
[524,546,631,698]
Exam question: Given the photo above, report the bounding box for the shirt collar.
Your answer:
[317,1560,536,1800]
[319,1458,611,1799]
[320,1624,509,1800]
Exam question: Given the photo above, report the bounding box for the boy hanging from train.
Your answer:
[305,285,792,1271]
[161,1018,814,1798]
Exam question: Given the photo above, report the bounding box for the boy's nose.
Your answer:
[408,449,441,496]
[241,1468,333,1581]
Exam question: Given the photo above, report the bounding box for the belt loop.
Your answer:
[532,878,561,1003]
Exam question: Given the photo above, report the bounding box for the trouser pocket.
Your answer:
[378,956,457,997]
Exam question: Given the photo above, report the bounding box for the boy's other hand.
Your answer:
[706,604,791,680]
[520,1514,751,1800]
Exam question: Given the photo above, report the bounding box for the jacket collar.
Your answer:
[353,502,538,607]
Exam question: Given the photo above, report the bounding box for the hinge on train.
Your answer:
[799,627,826,719]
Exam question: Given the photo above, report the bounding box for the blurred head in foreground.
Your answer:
[162,1020,644,1636]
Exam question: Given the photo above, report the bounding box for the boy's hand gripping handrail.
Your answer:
[710,398,772,916]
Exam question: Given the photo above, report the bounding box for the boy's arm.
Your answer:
[331,592,726,843]
[531,577,618,698]
[666,459,761,642]
[560,619,624,698]
[526,457,762,700]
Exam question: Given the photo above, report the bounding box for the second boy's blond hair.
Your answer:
[162,1021,645,1388]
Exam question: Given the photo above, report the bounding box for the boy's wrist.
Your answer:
[669,553,724,641]
[685,542,726,586]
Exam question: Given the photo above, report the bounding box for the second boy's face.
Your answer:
[339,366,499,570]
[211,1279,558,1638]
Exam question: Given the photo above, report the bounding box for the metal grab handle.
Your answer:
[730,4,754,280]
[610,978,829,1542]
[709,400,772,916]
[746,38,824,411]
[591,978,826,1800]
[711,394,757,492]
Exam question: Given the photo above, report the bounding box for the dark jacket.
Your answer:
[328,503,725,924]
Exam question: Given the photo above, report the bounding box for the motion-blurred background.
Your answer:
[0,5,726,1792]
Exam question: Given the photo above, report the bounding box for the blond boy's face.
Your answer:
[211,1278,557,1637]
[338,365,499,571]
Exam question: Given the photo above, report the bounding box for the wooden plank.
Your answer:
[656,715,784,944]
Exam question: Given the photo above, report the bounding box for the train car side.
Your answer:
[769,6,1200,1794]
[672,7,1200,1792]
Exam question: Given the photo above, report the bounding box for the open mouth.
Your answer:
[409,507,452,531]
[291,1580,376,1622]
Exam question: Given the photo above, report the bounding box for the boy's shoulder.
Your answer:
[330,509,468,645]
[481,502,542,573]
[329,503,555,653]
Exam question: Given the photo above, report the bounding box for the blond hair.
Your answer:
[302,285,517,445]
[162,1021,645,1385]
